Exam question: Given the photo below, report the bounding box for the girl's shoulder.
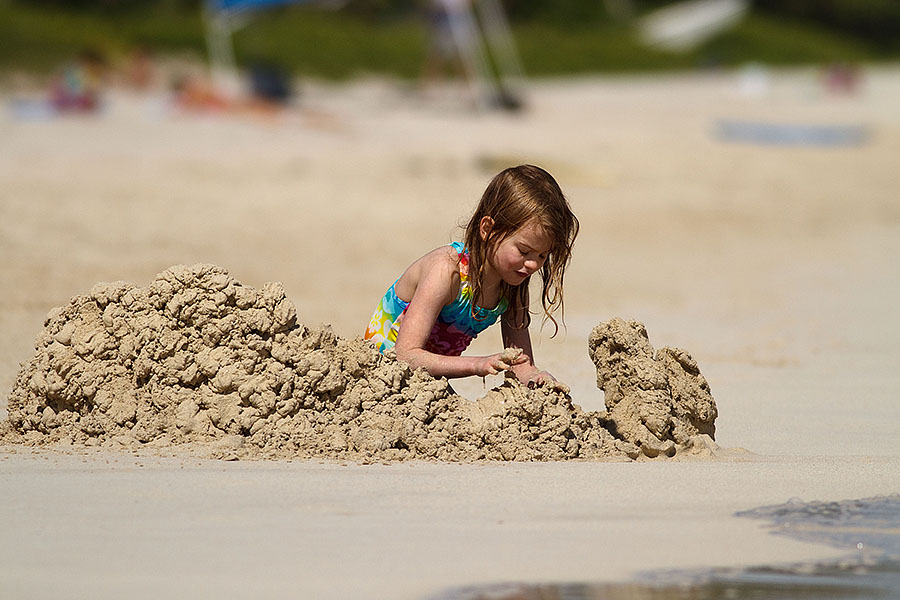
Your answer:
[395,244,462,304]
[417,244,463,278]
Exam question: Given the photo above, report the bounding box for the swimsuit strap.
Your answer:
[443,241,507,322]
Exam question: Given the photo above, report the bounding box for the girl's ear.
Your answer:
[479,216,494,241]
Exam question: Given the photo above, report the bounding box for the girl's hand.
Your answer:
[526,370,571,394]
[475,350,529,377]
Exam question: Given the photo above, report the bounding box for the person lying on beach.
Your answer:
[49,49,108,113]
[365,164,579,389]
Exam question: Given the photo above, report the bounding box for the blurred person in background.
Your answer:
[49,48,108,113]
[123,45,158,92]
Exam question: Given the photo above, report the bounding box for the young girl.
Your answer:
[364,164,579,388]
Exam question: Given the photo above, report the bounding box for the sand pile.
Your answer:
[589,318,718,458]
[3,264,718,461]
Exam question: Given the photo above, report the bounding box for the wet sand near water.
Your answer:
[2,66,900,597]
[447,495,900,599]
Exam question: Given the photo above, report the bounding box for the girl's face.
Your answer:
[482,217,552,287]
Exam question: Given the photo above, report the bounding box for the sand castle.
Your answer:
[3,264,718,461]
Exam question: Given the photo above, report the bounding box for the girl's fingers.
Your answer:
[525,371,570,394]
[486,353,522,375]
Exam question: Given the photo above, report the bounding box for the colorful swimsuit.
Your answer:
[365,242,508,356]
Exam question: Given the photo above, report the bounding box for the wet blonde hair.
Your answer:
[464,164,579,336]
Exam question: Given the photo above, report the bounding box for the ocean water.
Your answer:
[436,495,900,600]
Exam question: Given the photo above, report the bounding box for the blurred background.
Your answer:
[1,0,899,454]
[1,0,899,80]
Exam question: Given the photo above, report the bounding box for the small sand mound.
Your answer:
[3,265,718,461]
[589,318,718,458]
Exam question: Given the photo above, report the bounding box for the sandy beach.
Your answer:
[2,65,899,598]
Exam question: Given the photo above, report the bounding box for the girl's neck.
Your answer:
[477,262,503,309]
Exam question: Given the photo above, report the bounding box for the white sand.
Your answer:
[2,65,900,598]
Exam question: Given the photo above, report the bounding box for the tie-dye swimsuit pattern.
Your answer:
[364,242,508,356]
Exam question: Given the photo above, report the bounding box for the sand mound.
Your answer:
[3,265,718,461]
[589,318,718,458]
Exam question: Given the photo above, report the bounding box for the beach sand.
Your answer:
[1,65,899,598]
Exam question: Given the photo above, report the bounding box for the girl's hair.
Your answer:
[464,164,579,336]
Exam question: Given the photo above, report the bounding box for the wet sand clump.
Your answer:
[3,265,717,461]
[589,318,718,458]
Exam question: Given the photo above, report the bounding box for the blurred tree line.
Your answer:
[15,0,900,40]
[754,0,900,48]
[7,0,899,74]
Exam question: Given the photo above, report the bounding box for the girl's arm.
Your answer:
[501,317,540,382]
[393,253,526,379]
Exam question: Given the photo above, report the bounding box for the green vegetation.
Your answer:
[0,0,896,79]
[233,8,427,79]
[0,1,206,73]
